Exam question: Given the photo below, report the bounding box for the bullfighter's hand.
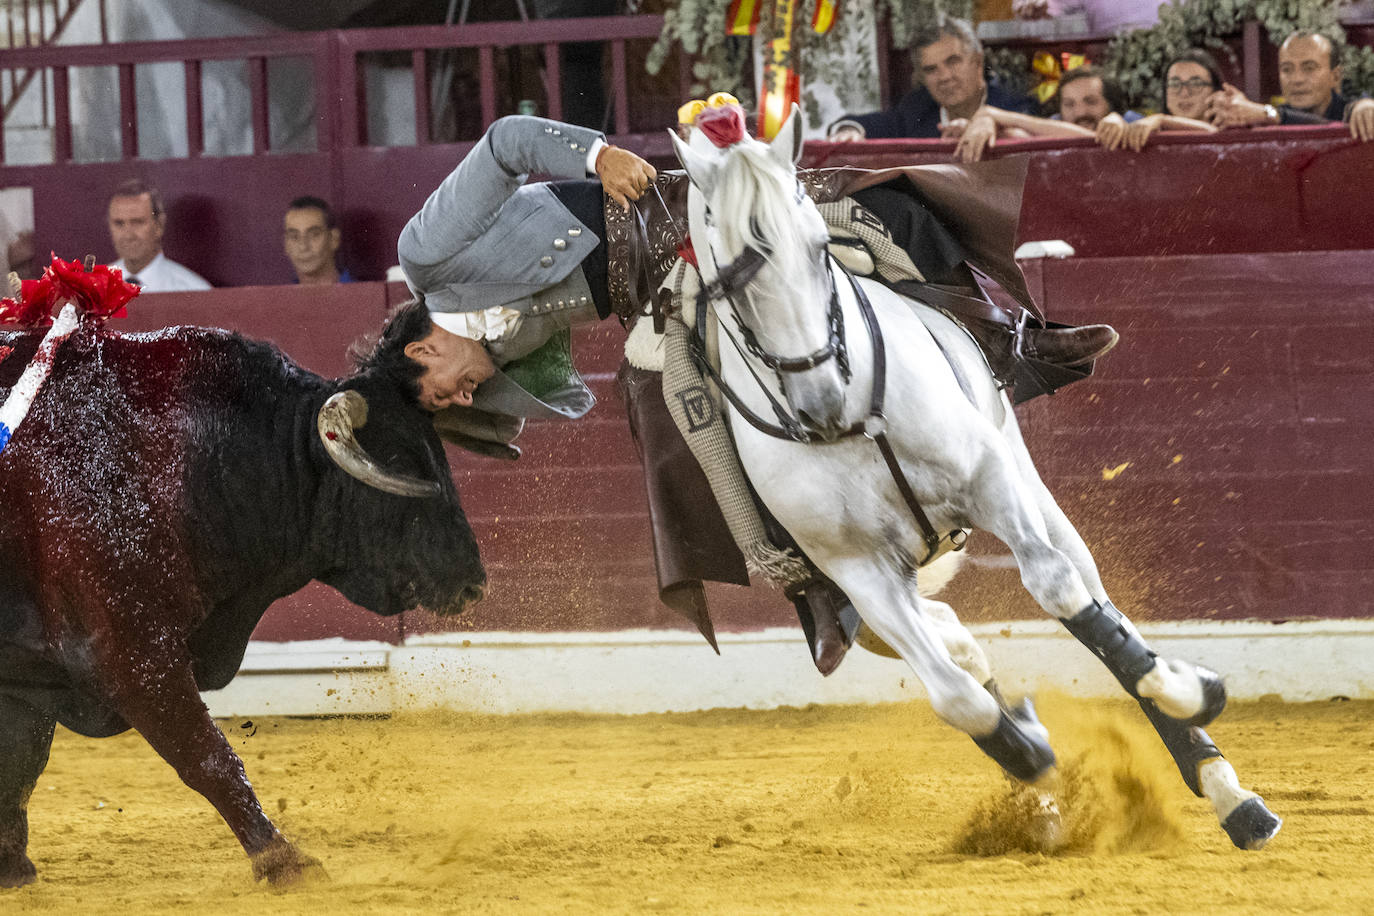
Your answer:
[1349,98,1374,142]
[828,125,865,142]
[952,113,996,163]
[597,145,657,212]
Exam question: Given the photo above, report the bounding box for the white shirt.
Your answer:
[109,251,211,292]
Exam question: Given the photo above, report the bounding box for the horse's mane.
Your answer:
[710,140,827,287]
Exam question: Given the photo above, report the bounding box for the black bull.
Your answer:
[0,321,485,887]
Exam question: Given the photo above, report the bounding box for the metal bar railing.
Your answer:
[117,60,136,158]
[248,55,269,154]
[411,48,430,144]
[51,63,70,161]
[542,40,562,122]
[184,59,203,156]
[2,17,671,164]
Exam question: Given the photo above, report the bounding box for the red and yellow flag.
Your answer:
[725,0,762,36]
[758,0,799,139]
[810,0,837,35]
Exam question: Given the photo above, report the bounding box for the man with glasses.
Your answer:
[1204,31,1374,141]
[283,196,352,286]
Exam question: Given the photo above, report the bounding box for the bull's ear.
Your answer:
[669,129,720,197]
[767,103,805,169]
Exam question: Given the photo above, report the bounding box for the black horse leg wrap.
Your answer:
[972,710,1056,783]
[1139,702,1222,797]
[1061,599,1157,697]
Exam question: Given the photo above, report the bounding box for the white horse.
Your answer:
[669,106,1281,850]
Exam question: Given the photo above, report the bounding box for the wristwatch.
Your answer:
[1263,104,1279,125]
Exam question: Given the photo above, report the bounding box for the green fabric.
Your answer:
[501,327,576,401]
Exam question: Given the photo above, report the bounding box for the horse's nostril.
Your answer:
[462,583,486,606]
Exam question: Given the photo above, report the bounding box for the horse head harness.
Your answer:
[686,225,966,566]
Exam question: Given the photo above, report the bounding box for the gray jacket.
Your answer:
[398,115,606,422]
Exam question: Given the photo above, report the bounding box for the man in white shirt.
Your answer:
[107,179,211,292]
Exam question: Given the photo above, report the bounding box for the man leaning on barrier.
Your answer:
[1204,30,1374,142]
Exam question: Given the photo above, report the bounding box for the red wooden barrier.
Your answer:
[99,241,1374,645]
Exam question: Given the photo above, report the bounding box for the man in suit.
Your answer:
[828,15,1034,141]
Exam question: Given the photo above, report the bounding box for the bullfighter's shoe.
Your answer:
[1022,324,1119,368]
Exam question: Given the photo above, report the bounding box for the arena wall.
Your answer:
[59,131,1374,710]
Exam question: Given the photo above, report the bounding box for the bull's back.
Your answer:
[0,324,298,624]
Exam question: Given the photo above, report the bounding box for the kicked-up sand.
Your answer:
[8,695,1374,914]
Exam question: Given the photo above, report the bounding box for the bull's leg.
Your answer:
[828,559,1055,784]
[991,421,1280,849]
[0,693,55,889]
[94,648,325,885]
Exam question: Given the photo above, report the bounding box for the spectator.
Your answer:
[283,196,352,286]
[1012,0,1166,35]
[1057,66,1138,128]
[1203,31,1374,141]
[1096,48,1219,150]
[942,65,1134,162]
[828,16,1033,141]
[106,179,210,291]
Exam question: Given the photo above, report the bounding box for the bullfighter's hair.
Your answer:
[349,297,430,402]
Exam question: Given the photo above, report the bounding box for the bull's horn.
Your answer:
[317,390,441,498]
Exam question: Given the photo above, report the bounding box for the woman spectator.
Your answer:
[1096,48,1221,150]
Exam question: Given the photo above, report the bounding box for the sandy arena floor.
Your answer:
[7,695,1373,914]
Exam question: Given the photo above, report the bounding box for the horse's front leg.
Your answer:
[827,559,1055,785]
[974,438,1281,848]
[91,635,326,885]
[968,446,1228,721]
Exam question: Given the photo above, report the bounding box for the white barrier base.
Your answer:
[202,619,1374,717]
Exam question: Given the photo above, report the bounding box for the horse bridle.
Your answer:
[685,227,965,566]
[700,242,852,384]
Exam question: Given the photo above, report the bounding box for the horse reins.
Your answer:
[682,221,962,565]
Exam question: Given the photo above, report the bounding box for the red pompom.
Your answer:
[0,254,139,327]
[696,104,748,148]
[47,255,139,319]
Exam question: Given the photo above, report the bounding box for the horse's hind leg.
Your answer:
[0,692,56,888]
[830,561,1054,784]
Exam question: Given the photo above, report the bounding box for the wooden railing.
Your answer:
[2,0,103,124]
[0,15,681,164]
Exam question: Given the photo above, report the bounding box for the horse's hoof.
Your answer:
[973,705,1056,783]
[1186,666,1227,728]
[250,838,329,887]
[1222,797,1282,851]
[0,854,37,889]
